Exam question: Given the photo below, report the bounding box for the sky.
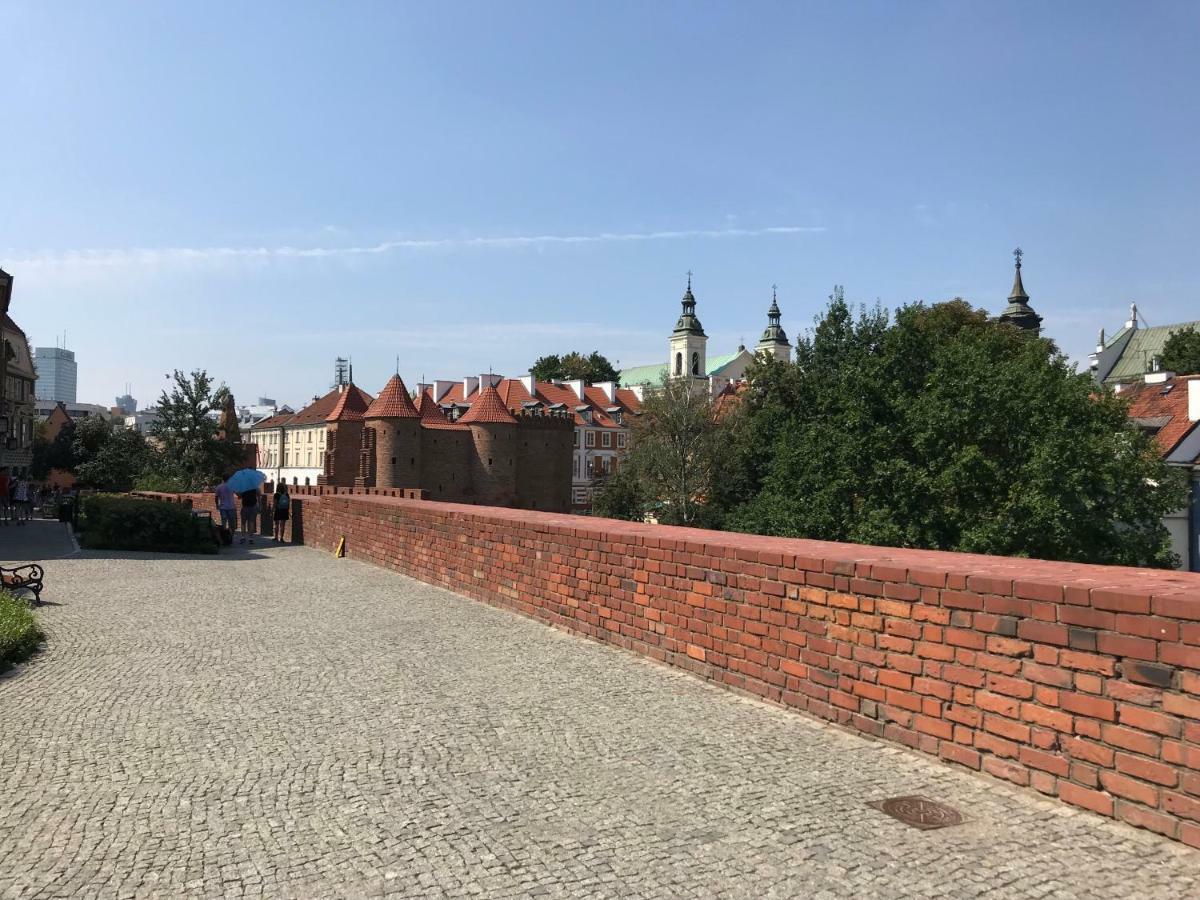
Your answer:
[2,1,1198,410]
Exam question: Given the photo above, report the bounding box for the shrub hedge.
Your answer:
[81,493,217,554]
[0,591,44,672]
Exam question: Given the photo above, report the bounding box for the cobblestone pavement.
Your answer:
[1,540,1197,899]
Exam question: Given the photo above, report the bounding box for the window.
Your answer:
[617,433,627,449]
[601,432,611,448]
[691,351,699,375]
[573,430,580,447]
[585,430,596,448]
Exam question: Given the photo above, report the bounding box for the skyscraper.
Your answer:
[34,347,78,404]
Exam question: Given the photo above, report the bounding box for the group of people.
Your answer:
[0,467,58,525]
[213,478,290,545]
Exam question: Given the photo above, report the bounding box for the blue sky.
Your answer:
[3,1,1198,409]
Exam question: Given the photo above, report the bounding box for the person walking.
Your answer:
[0,467,10,526]
[214,478,238,541]
[272,482,290,542]
[238,484,260,545]
[12,477,29,526]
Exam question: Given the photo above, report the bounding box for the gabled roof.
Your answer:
[251,384,374,430]
[1103,321,1200,384]
[458,384,517,425]
[364,374,419,419]
[421,377,641,428]
[1121,376,1200,458]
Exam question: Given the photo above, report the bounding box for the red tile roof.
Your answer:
[1122,376,1200,457]
[251,385,374,430]
[416,391,468,430]
[364,375,419,419]
[458,384,518,425]
[422,378,641,428]
[326,384,373,422]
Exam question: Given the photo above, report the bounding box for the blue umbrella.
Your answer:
[225,468,266,493]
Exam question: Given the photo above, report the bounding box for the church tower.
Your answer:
[997,247,1043,335]
[755,286,792,362]
[668,272,708,382]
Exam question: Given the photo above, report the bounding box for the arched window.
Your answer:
[674,352,682,375]
[691,352,699,376]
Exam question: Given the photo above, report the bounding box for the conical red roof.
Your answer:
[364,374,419,419]
[416,391,467,430]
[458,383,517,425]
[324,384,373,422]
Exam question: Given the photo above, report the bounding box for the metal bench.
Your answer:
[1,564,44,605]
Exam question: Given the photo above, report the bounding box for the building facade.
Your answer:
[0,269,37,474]
[1090,304,1200,385]
[250,384,372,488]
[34,347,78,404]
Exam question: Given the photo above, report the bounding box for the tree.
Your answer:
[1161,327,1200,375]
[530,350,620,384]
[590,464,646,521]
[68,415,150,492]
[30,420,76,480]
[724,292,1186,568]
[149,369,245,490]
[608,375,727,526]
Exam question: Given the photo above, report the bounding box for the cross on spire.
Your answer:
[772,283,778,301]
[1013,246,1023,268]
[686,269,692,291]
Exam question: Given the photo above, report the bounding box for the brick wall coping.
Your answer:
[138,489,1198,606]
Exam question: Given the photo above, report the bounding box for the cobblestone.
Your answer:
[0,535,1197,898]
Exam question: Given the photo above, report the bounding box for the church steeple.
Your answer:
[996,247,1043,335]
[673,271,706,336]
[755,284,792,362]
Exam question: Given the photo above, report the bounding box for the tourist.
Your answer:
[272,482,290,542]
[238,484,260,545]
[214,478,238,540]
[0,467,9,526]
[12,477,29,526]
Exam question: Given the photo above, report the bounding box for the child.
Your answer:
[272,482,290,542]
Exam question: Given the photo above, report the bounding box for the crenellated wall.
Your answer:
[131,489,1200,846]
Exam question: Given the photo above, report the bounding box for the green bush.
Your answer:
[80,494,217,554]
[0,591,44,672]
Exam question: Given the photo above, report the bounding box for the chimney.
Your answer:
[463,375,479,398]
[480,372,502,389]
[594,381,617,403]
[565,379,585,401]
[520,373,536,395]
[434,380,456,402]
[1190,378,1200,423]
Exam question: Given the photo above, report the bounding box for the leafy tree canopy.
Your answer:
[69,415,150,492]
[1161,327,1200,376]
[149,369,245,490]
[722,291,1186,568]
[530,351,620,385]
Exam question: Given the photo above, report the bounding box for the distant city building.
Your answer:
[114,392,137,415]
[620,276,788,397]
[124,408,160,434]
[34,346,78,403]
[1090,304,1200,385]
[0,269,36,473]
[1117,370,1200,572]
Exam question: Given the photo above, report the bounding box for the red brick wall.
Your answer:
[133,490,1200,846]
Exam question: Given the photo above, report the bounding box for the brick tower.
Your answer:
[359,375,421,489]
[319,384,371,487]
[458,384,518,507]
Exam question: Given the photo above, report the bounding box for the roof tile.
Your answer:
[364,375,419,419]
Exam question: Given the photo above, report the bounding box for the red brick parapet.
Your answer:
[132,490,1200,846]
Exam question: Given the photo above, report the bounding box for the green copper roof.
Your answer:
[705,352,742,375]
[1103,321,1200,383]
[619,363,668,386]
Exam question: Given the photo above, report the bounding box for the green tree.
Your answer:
[590,464,646,521]
[149,369,244,490]
[530,350,620,384]
[1161,327,1200,375]
[611,374,727,526]
[725,292,1186,568]
[69,415,150,492]
[31,420,76,480]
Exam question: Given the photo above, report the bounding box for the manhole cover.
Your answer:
[869,796,963,830]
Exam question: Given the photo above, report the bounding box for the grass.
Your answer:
[0,591,44,673]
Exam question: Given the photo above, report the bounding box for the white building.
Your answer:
[250,384,373,487]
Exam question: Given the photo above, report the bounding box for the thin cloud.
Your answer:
[5,225,825,274]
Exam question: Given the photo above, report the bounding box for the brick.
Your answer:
[1164,791,1200,823]
[1020,702,1073,734]
[975,691,1020,718]
[1100,725,1160,758]
[1118,705,1182,738]
[939,742,982,770]
[1059,692,1116,722]
[1058,782,1113,817]
[984,713,1031,743]
[1021,662,1074,688]
[1115,753,1178,787]
[1019,746,1070,777]
[1163,692,1200,718]
[1114,615,1179,642]
[1099,771,1159,806]
[986,674,1034,699]
[1115,801,1178,838]
[983,757,1030,787]
[1091,589,1152,615]
[1057,650,1116,676]
[1016,620,1069,647]
[1095,633,1158,662]
[986,636,1033,657]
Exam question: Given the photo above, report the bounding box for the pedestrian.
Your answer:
[238,484,260,545]
[272,482,290,542]
[214,478,238,541]
[0,467,9,526]
[12,477,29,526]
